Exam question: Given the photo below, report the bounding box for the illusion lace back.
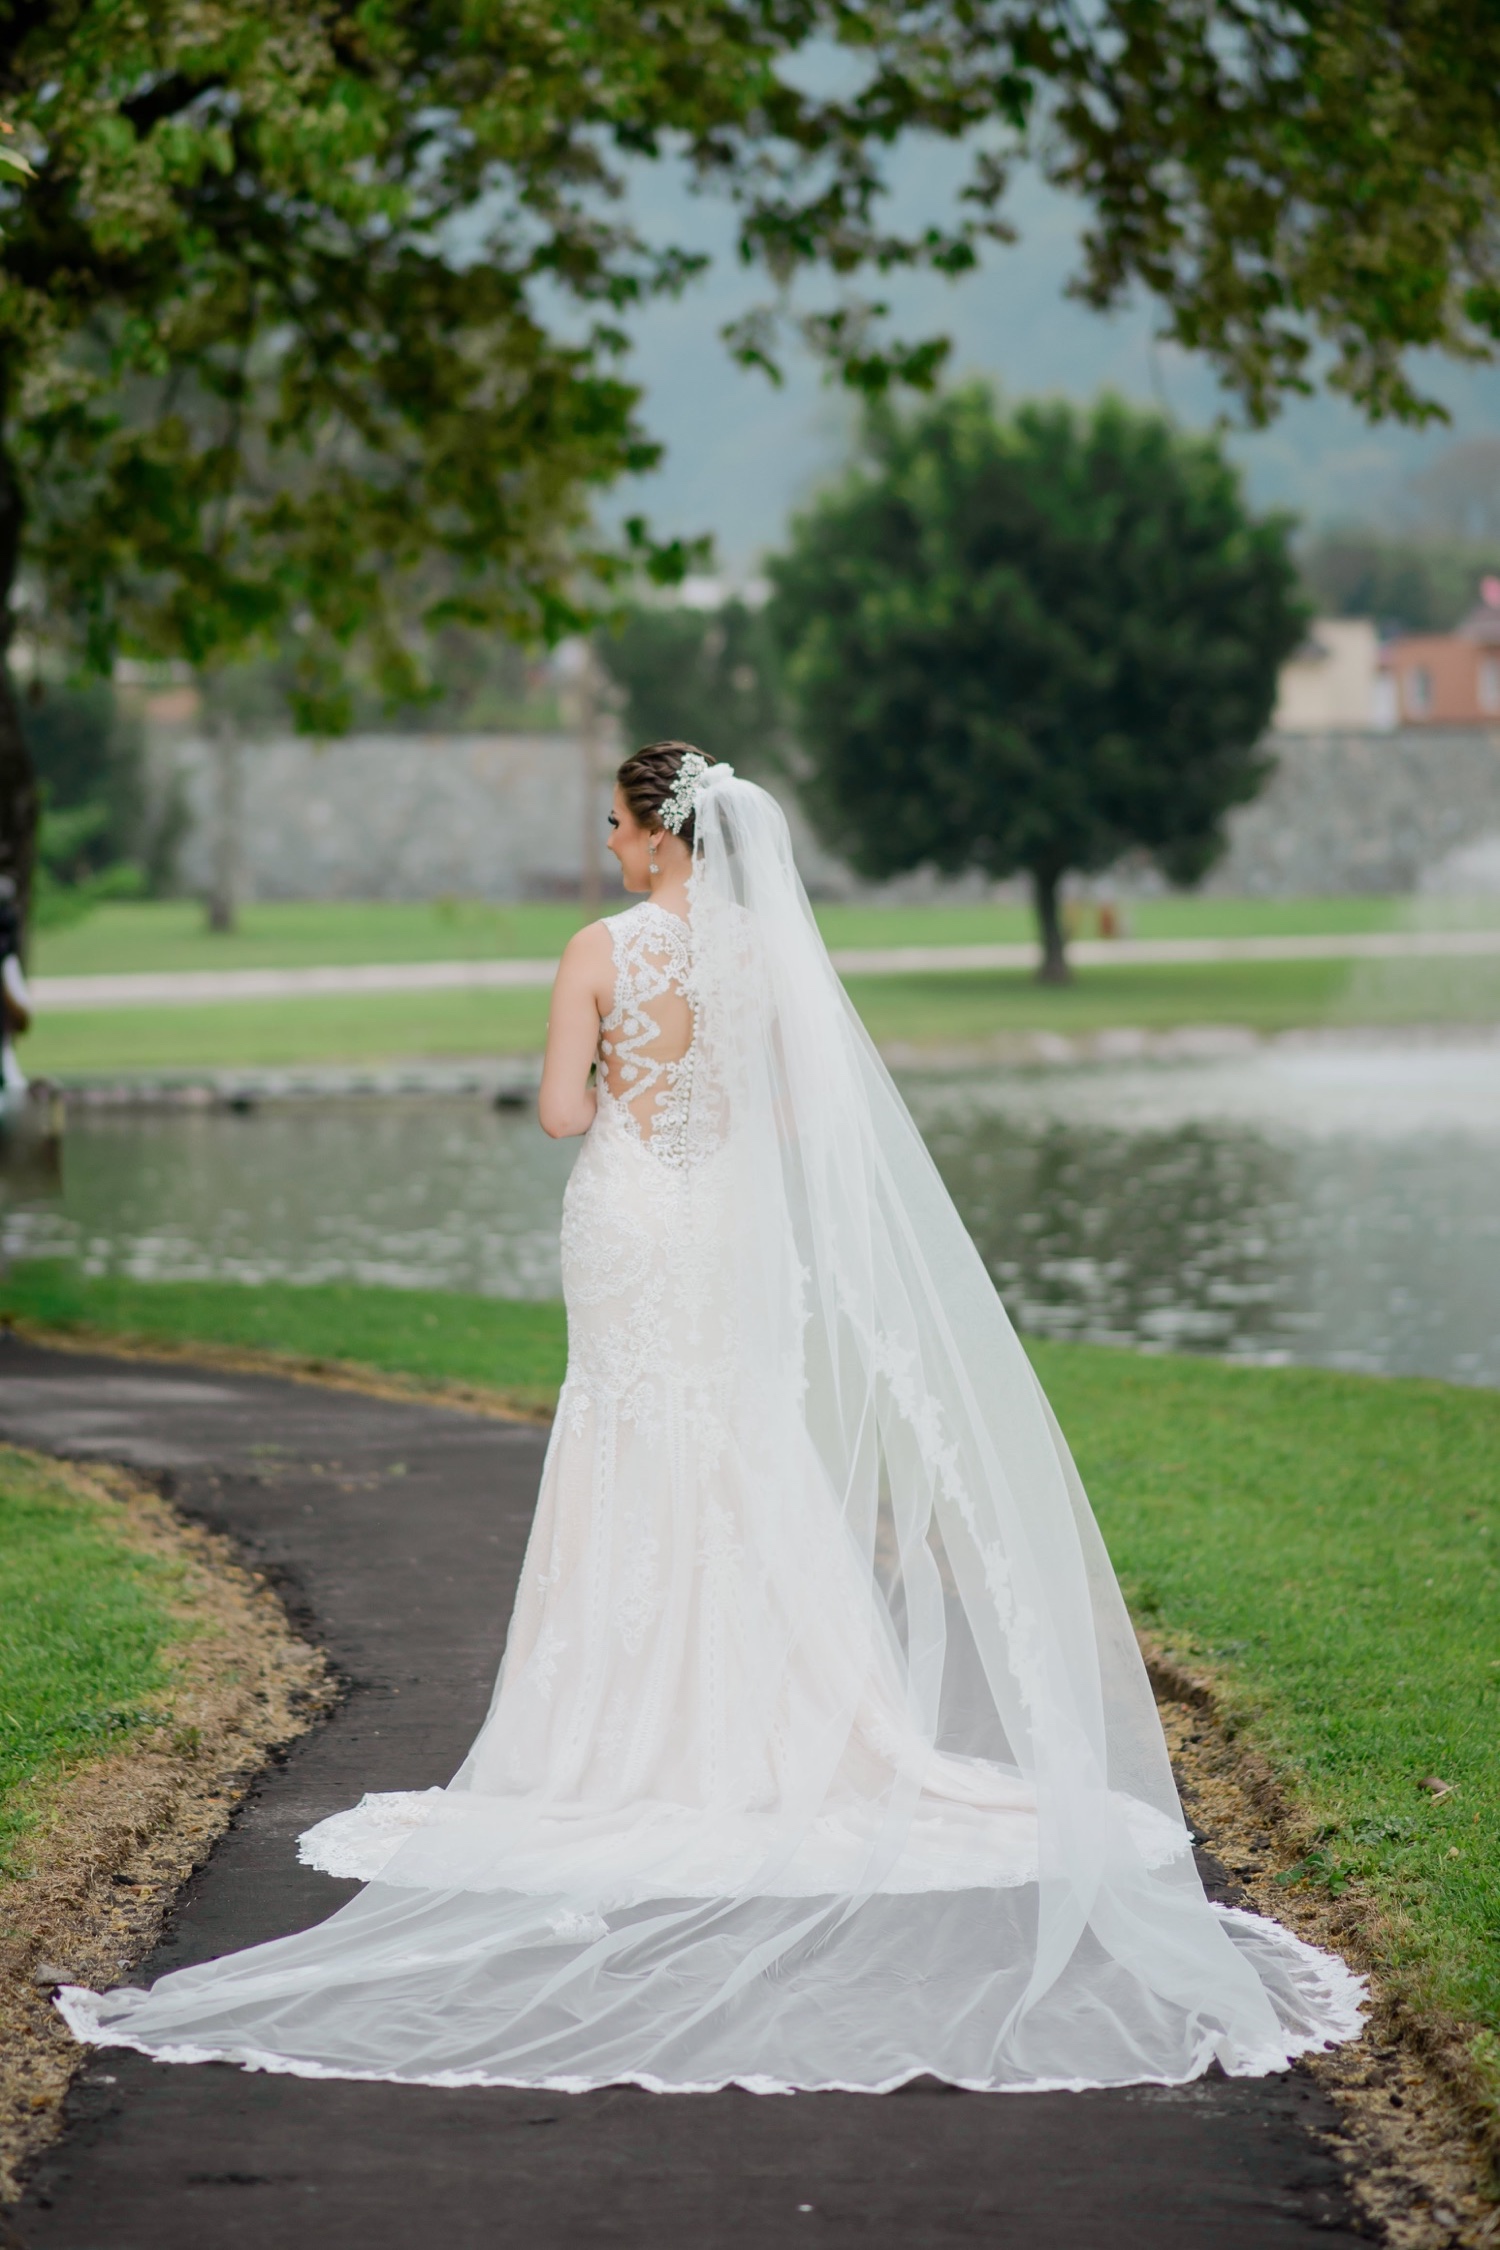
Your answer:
[598,903,699,1154]
[58,794,1365,2096]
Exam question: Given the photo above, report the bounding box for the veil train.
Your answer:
[57,773,1363,2092]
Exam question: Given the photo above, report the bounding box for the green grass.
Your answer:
[0,1445,185,1871]
[2,1265,569,1407]
[26,891,1500,1077]
[26,986,555,1076]
[823,894,1446,948]
[34,899,613,977]
[35,892,1500,982]
[1033,1338,1500,2103]
[853,954,1500,1042]
[23,953,1500,1077]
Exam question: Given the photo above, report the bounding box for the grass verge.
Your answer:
[25,984,556,1077]
[24,952,1500,1077]
[0,1446,329,2198]
[849,953,1500,1043]
[0,1448,183,1876]
[37,894,1482,981]
[1,1266,567,1416]
[1031,1339,1500,2171]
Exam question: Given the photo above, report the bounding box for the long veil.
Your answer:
[59,775,1363,2091]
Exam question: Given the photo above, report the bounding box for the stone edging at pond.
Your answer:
[51,1061,542,1112]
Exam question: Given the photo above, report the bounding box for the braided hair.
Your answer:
[615,741,717,849]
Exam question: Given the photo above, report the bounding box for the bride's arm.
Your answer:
[538,923,611,1138]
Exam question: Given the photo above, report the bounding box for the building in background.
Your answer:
[1377,578,1500,727]
[1239,586,1500,892]
[1273,618,1385,732]
[1272,584,1500,734]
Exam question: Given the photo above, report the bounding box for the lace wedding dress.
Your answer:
[60,775,1364,2092]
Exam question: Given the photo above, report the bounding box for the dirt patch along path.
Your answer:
[0,1454,331,2202]
[0,1336,1368,2250]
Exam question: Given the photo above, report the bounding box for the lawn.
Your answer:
[25,985,557,1077]
[0,1446,187,1873]
[35,891,1500,983]
[22,950,1500,1076]
[5,1260,1497,2117]
[851,953,1500,1043]
[2,1266,567,1411]
[1035,1339,1500,2114]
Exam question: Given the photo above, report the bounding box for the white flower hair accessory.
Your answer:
[658,752,734,835]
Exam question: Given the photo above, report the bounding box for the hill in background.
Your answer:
[605,155,1500,571]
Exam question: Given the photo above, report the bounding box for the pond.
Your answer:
[903,1039,1500,1386]
[5,1036,1500,1388]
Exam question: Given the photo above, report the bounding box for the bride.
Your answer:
[60,742,1362,2092]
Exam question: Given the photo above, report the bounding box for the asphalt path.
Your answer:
[31,921,1500,1010]
[0,1338,1371,2250]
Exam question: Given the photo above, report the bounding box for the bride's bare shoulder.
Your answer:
[553,916,619,998]
[562,915,625,959]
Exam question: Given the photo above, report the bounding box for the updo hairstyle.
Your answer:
[616,741,717,849]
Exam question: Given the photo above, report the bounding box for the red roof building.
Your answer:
[1379,580,1500,726]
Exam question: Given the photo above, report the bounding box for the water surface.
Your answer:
[6,1038,1499,1387]
[903,1040,1500,1384]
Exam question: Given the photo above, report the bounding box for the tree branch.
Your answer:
[119,70,225,137]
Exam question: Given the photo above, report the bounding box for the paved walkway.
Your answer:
[0,1339,1369,2250]
[32,925,1500,1010]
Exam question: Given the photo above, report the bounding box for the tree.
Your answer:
[1298,531,1500,636]
[15,679,179,924]
[598,599,785,773]
[1296,435,1500,632]
[20,681,142,870]
[0,0,1024,936]
[1035,0,1500,430]
[768,388,1305,979]
[3,0,1500,938]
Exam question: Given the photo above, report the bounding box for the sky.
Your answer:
[595,144,1500,577]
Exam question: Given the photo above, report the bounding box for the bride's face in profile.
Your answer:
[607,787,659,893]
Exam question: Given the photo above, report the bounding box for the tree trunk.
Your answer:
[0,429,37,949]
[1030,866,1072,985]
[576,642,603,908]
[205,697,243,934]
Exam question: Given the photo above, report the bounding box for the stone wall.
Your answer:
[152,721,1500,904]
[157,726,870,903]
[1206,727,1500,895]
[164,729,620,902]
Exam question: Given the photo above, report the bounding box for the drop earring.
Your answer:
[648,834,660,876]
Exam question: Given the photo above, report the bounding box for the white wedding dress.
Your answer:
[60,775,1363,2092]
